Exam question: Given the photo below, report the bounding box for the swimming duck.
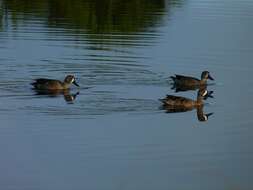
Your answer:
[160,88,209,109]
[160,89,213,121]
[170,71,214,91]
[31,75,79,90]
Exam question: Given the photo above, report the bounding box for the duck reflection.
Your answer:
[34,89,79,103]
[171,83,206,93]
[196,105,213,122]
[160,88,213,122]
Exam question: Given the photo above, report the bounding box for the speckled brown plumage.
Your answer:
[170,71,214,90]
[31,75,79,90]
[160,88,208,108]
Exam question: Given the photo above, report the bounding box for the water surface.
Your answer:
[0,0,253,189]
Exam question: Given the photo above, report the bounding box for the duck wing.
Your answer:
[33,78,59,84]
[162,105,193,113]
[160,95,193,106]
[174,74,199,81]
[31,78,63,90]
[32,78,63,85]
[170,75,194,81]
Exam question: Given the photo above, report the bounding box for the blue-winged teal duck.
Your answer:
[160,89,213,121]
[170,71,214,91]
[31,75,79,90]
[160,89,212,111]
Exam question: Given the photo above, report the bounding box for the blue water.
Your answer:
[0,0,253,189]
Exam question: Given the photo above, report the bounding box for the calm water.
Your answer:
[1,0,253,189]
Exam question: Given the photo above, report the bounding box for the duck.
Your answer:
[31,75,79,90]
[170,71,214,92]
[160,89,213,121]
[160,88,210,109]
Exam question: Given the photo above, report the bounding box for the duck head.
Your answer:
[201,71,214,81]
[64,75,79,87]
[198,89,208,97]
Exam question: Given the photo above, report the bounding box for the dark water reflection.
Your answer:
[1,0,181,47]
[1,0,253,189]
[34,89,80,103]
[162,104,214,122]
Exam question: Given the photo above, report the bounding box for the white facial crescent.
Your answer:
[202,90,208,97]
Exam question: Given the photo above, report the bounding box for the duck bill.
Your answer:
[208,74,214,80]
[206,112,214,118]
[198,112,214,122]
[207,91,214,98]
[73,81,80,87]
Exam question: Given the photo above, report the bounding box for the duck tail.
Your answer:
[159,98,166,103]
[170,76,176,81]
[30,81,38,88]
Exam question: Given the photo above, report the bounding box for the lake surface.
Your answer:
[0,0,253,189]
